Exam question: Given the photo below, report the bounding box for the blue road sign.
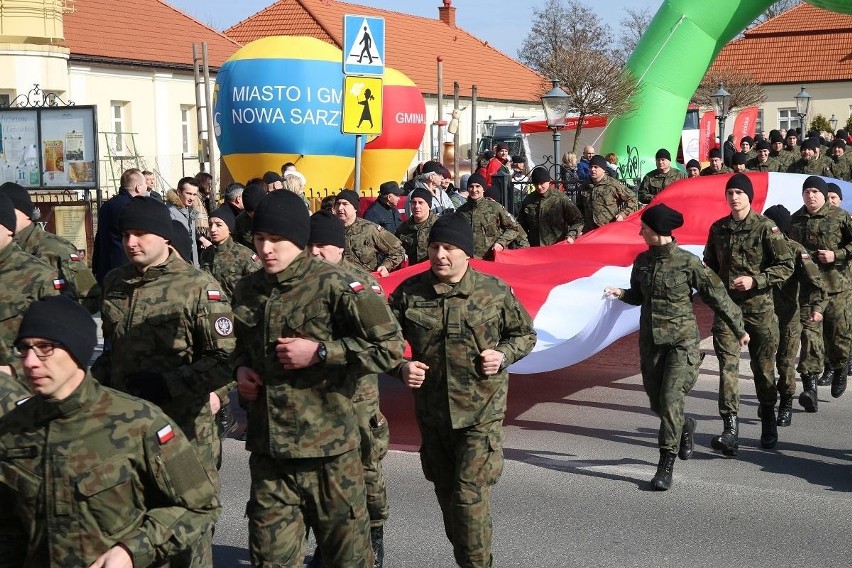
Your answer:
[343,14,385,76]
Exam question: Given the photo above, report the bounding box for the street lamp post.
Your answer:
[710,84,732,161]
[829,113,838,134]
[794,86,811,136]
[481,116,497,158]
[541,79,571,186]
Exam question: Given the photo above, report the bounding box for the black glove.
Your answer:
[125,372,170,406]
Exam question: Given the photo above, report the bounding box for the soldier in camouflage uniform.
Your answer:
[0,296,220,567]
[0,192,66,415]
[518,167,583,246]
[699,148,734,176]
[395,187,437,265]
[739,136,757,162]
[637,148,687,205]
[704,174,794,456]
[746,140,785,172]
[579,155,638,233]
[828,139,852,181]
[606,204,747,490]
[91,197,234,567]
[787,138,832,175]
[389,214,536,568]
[788,176,852,409]
[335,189,405,276]
[0,182,100,313]
[232,190,404,568]
[456,172,528,259]
[779,130,800,168]
[769,131,794,170]
[234,182,267,252]
[307,210,393,567]
[762,204,826,427]
[201,204,262,446]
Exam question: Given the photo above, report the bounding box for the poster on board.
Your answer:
[40,108,97,188]
[0,110,39,187]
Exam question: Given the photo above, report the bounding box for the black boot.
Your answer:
[678,416,696,460]
[776,395,793,427]
[216,404,238,438]
[371,526,384,568]
[847,351,852,376]
[710,415,739,456]
[817,365,833,386]
[831,367,847,398]
[759,404,778,449]
[799,373,818,412]
[650,450,676,491]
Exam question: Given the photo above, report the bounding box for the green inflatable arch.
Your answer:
[601,0,852,179]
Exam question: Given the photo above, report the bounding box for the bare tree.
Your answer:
[751,0,802,27]
[517,0,610,78]
[691,68,767,112]
[539,47,639,152]
[612,6,653,68]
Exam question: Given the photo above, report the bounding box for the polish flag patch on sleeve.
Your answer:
[53,279,66,290]
[207,290,222,301]
[349,281,365,293]
[251,254,259,262]
[801,252,810,260]
[157,424,175,445]
[771,226,780,233]
[69,252,81,262]
[371,284,383,295]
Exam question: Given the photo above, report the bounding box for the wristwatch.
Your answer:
[317,342,328,362]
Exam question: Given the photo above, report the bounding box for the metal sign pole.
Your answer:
[354,134,362,192]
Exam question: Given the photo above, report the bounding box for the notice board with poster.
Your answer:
[0,106,98,189]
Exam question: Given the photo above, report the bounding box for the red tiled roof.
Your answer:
[225,0,545,103]
[63,0,241,69]
[710,4,852,84]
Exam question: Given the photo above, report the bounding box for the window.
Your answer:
[756,109,764,135]
[0,93,10,107]
[779,108,800,132]
[180,105,193,155]
[111,101,127,153]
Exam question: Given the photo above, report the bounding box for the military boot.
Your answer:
[759,404,778,449]
[831,367,847,398]
[678,416,696,460]
[371,526,385,568]
[776,395,793,427]
[817,364,833,387]
[216,404,238,438]
[799,373,818,412]
[650,450,676,491]
[847,351,852,376]
[710,415,738,457]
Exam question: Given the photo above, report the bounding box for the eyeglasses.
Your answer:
[12,341,62,360]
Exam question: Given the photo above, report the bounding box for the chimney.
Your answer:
[438,0,456,28]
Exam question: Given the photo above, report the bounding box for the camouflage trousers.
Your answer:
[355,395,390,526]
[247,449,372,568]
[800,290,852,373]
[639,336,701,454]
[419,419,504,568]
[775,297,802,398]
[713,309,778,416]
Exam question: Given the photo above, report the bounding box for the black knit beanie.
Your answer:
[826,182,842,200]
[119,196,173,240]
[467,173,486,188]
[763,204,792,235]
[243,182,267,213]
[309,210,345,248]
[428,213,474,257]
[0,182,35,219]
[803,175,828,198]
[409,188,433,207]
[252,190,310,248]
[640,203,684,236]
[210,204,237,233]
[335,189,360,210]
[169,220,194,263]
[17,295,97,369]
[530,167,551,185]
[726,173,754,202]
[0,192,16,234]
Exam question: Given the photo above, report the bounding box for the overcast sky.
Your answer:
[169,0,658,60]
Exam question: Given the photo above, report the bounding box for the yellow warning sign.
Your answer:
[341,75,383,135]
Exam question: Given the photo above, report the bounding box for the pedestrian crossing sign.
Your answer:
[343,14,385,76]
[341,76,383,135]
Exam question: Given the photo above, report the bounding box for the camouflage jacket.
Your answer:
[699,165,734,176]
[519,188,583,246]
[231,251,404,459]
[456,196,528,258]
[579,176,639,232]
[395,213,437,265]
[0,242,62,379]
[637,168,687,204]
[14,222,100,313]
[92,251,235,446]
[778,148,799,169]
[773,236,827,314]
[200,236,261,299]
[233,210,254,252]
[746,157,785,172]
[389,267,536,429]
[703,209,794,313]
[829,155,852,181]
[0,374,220,567]
[344,217,405,272]
[789,203,852,293]
[787,156,832,175]
[620,240,746,345]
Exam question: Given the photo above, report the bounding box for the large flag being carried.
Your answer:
[382,173,852,374]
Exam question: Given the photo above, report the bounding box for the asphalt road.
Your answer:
[212,302,852,566]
